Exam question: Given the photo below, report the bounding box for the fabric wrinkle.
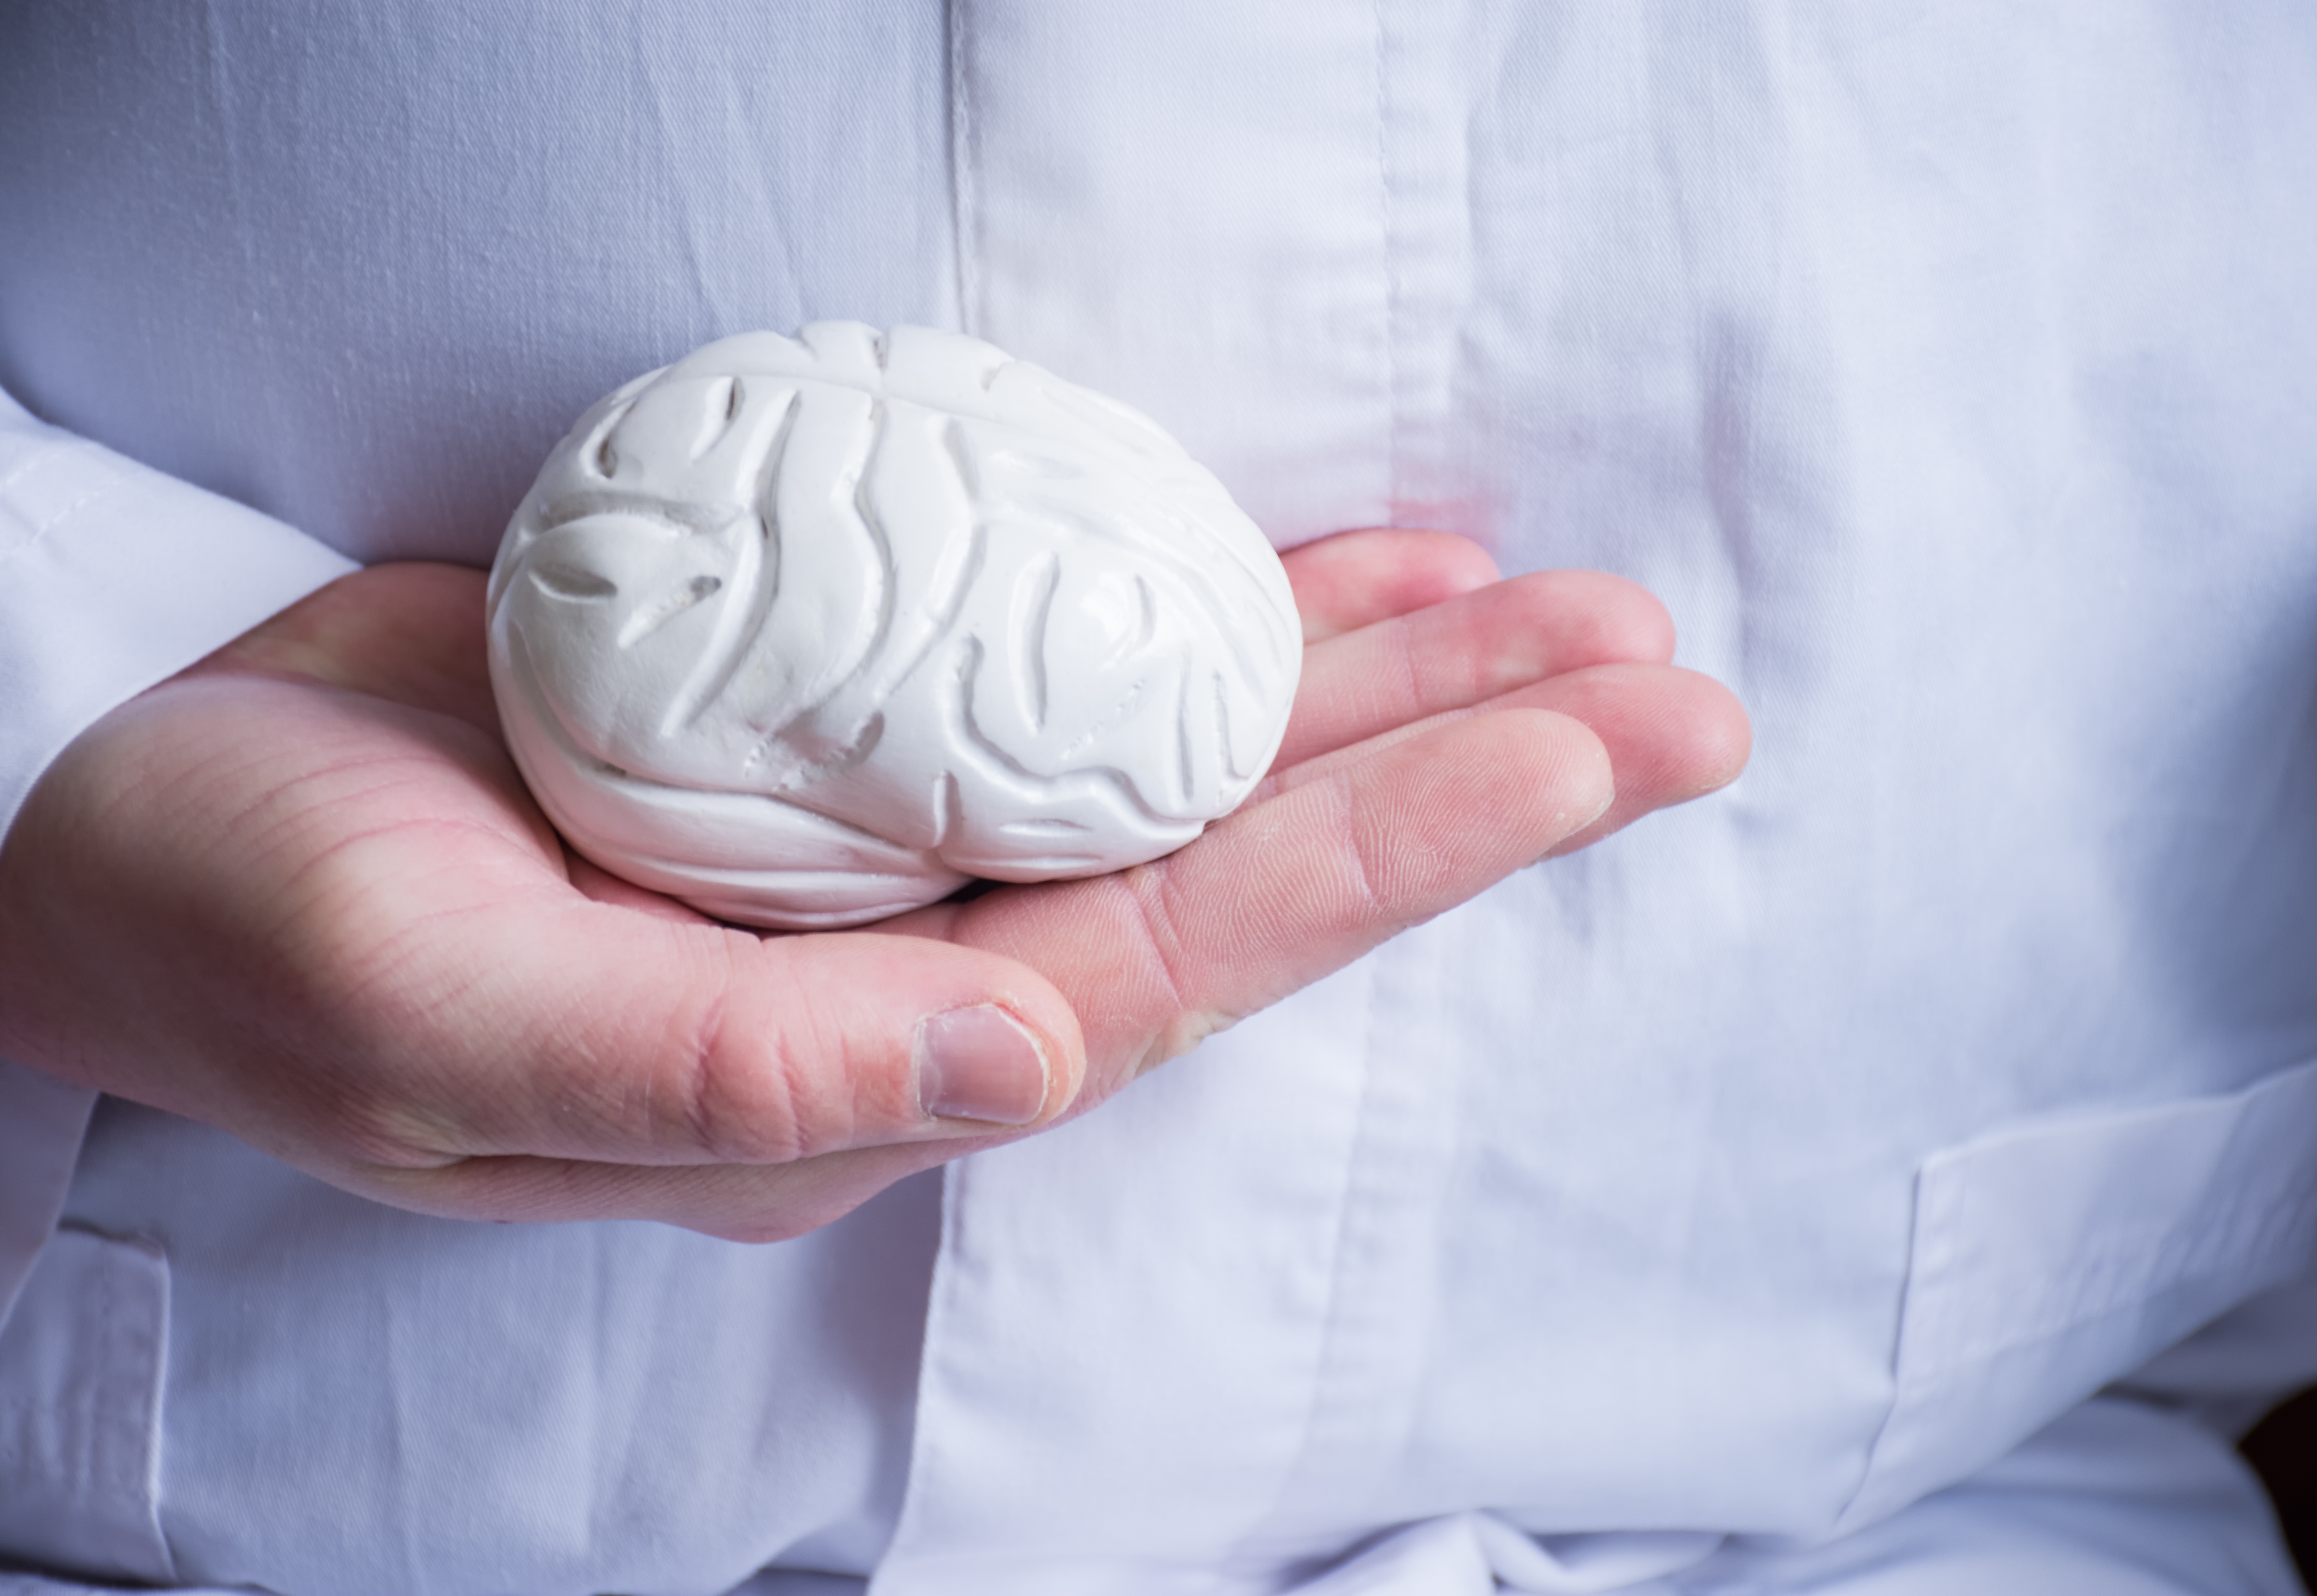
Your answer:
[1372,0,1401,525]
[946,0,981,338]
[6,5,2317,1591]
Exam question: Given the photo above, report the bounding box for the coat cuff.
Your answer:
[0,384,358,844]
[0,387,357,1334]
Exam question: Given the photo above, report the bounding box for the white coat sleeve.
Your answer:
[0,381,356,1329]
[0,383,358,840]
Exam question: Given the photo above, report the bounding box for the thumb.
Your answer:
[360,898,1086,1172]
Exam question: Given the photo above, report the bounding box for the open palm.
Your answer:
[0,530,1746,1239]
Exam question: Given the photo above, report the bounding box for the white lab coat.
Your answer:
[4,4,2317,1592]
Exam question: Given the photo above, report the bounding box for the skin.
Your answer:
[0,528,1749,1241]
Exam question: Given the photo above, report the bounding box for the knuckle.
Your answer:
[662,943,862,1165]
[1117,867,1195,1017]
[1303,766,1392,917]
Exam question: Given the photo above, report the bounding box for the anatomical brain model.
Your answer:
[487,322,1302,929]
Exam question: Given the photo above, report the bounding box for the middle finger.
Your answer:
[1275,569,1674,769]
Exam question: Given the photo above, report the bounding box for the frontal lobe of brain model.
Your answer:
[486,323,1303,930]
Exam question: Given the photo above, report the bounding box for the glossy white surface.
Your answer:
[486,324,1300,928]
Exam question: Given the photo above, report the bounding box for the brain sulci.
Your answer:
[486,322,1303,929]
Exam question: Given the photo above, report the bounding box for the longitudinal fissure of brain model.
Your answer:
[486,322,1302,929]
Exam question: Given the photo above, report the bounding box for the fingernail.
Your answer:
[916,1005,1050,1126]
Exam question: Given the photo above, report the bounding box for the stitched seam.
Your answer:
[947,0,981,336]
[1831,1165,1927,1528]
[1374,0,1401,525]
[1906,1183,2317,1380]
[878,1160,969,1568]
[1226,960,1385,1556]
[1219,12,1412,1532]
[96,1241,120,1499]
[143,1241,180,1581]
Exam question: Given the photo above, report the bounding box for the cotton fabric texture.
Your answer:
[3,4,2317,1594]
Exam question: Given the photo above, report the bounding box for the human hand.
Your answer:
[0,530,1746,1239]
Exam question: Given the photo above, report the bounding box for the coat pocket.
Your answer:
[0,1224,175,1585]
[1837,1055,2317,1533]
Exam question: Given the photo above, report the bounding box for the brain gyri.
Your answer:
[486,323,1302,929]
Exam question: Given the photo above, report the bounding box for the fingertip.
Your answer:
[959,966,1087,1123]
[1397,706,1614,866]
[1508,664,1751,859]
[1532,570,1678,666]
[1523,707,1617,841]
[1675,673,1754,799]
[1392,527,1504,593]
[1611,582,1679,666]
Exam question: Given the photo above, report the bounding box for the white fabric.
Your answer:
[0,1226,172,1585]
[1198,1391,2310,1596]
[879,3,2317,1587]
[2,3,2316,1593]
[0,385,347,1327]
[0,1061,95,1327]
[0,380,350,1323]
[46,1099,940,1594]
[1691,1395,2307,1596]
[0,1398,2300,1596]
[0,389,358,842]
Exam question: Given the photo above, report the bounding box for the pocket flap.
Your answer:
[1840,1056,2317,1531]
[0,1224,175,1585]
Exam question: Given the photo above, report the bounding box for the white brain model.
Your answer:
[487,323,1302,929]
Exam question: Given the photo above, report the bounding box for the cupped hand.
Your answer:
[0,530,1747,1239]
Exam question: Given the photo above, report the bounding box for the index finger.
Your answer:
[922,705,1613,1100]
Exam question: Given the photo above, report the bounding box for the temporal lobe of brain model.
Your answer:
[486,322,1302,930]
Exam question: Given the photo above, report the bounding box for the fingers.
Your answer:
[342,919,1073,1237]
[1267,660,1748,844]
[1277,569,1676,768]
[204,568,1101,1174]
[74,659,1092,1200]
[61,540,1742,1244]
[517,664,1728,1239]
[1510,663,1752,854]
[1281,527,1501,643]
[929,707,1614,1097]
[358,899,1086,1173]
